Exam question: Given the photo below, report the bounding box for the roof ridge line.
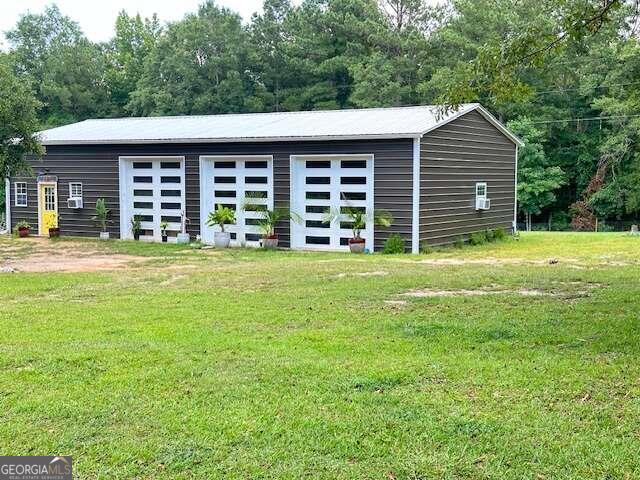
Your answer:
[82,104,454,123]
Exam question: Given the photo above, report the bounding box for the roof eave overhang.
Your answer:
[40,133,422,146]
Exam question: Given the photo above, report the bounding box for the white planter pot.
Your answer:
[176,233,190,244]
[99,232,110,240]
[214,231,231,248]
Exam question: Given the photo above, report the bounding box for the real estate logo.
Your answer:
[0,456,72,480]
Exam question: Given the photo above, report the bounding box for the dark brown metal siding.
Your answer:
[11,139,413,250]
[9,155,121,238]
[420,110,516,246]
[8,178,39,234]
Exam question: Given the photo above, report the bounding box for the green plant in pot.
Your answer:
[324,206,393,253]
[160,221,169,243]
[258,207,300,249]
[243,196,301,249]
[15,220,31,238]
[92,198,111,240]
[131,216,142,241]
[206,205,236,248]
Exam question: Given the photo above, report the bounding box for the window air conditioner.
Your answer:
[67,198,83,209]
[475,198,491,210]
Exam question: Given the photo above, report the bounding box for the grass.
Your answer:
[1,232,639,479]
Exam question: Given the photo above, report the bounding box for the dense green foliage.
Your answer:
[2,233,640,478]
[382,232,405,253]
[206,205,237,232]
[2,0,639,226]
[508,118,566,230]
[0,55,43,177]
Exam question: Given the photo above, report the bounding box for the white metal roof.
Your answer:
[38,103,523,146]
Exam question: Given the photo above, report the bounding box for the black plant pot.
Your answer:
[161,235,168,243]
[133,232,140,241]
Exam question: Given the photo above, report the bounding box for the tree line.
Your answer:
[1,0,639,230]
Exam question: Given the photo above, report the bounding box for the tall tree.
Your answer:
[105,11,161,116]
[508,118,565,230]
[349,0,437,107]
[129,1,257,115]
[0,56,43,178]
[6,5,108,127]
[590,39,640,219]
[249,0,296,112]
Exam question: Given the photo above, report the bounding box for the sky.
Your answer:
[0,0,300,48]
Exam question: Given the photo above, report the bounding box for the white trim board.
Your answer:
[513,144,519,232]
[3,178,10,233]
[411,137,421,254]
[43,133,420,146]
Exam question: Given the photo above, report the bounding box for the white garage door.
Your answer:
[119,157,186,241]
[290,154,374,251]
[200,156,274,246]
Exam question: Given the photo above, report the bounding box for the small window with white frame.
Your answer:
[475,182,490,210]
[14,182,27,207]
[476,182,487,199]
[69,182,83,199]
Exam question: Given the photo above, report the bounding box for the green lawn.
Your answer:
[1,233,639,479]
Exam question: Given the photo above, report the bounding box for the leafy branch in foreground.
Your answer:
[436,0,639,109]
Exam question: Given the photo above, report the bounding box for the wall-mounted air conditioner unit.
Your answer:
[67,198,83,209]
[475,198,491,210]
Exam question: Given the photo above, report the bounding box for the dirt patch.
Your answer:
[384,300,409,311]
[332,271,389,279]
[0,237,149,273]
[400,282,602,299]
[406,257,580,267]
[1,253,147,273]
[401,288,546,298]
[317,258,368,264]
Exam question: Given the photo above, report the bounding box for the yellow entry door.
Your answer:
[38,183,58,235]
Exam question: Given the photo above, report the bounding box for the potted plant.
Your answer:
[92,198,111,240]
[177,211,190,244]
[131,216,142,241]
[206,205,236,248]
[242,196,301,249]
[324,206,393,253]
[46,212,60,238]
[16,221,31,238]
[160,221,169,243]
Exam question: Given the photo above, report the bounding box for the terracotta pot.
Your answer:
[263,235,278,249]
[49,227,61,238]
[349,238,366,253]
[18,227,30,238]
